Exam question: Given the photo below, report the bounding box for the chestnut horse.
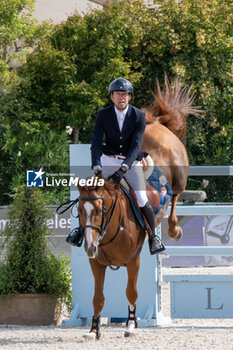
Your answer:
[77,77,201,339]
[78,181,145,339]
[142,76,201,240]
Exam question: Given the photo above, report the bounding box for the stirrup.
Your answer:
[148,235,165,255]
[66,227,84,247]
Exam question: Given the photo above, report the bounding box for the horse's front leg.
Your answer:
[168,193,183,241]
[86,259,107,340]
[125,256,140,337]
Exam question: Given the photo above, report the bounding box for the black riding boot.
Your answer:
[141,202,165,255]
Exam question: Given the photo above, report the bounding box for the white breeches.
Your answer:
[100,154,148,207]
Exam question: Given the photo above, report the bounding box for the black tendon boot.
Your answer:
[141,202,165,255]
[90,315,101,340]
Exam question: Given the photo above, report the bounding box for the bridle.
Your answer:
[79,195,105,234]
[57,192,119,245]
[79,193,119,245]
[57,190,122,270]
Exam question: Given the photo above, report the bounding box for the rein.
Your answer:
[56,197,79,217]
[97,196,123,271]
[100,197,122,247]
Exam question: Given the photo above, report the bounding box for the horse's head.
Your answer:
[78,182,105,258]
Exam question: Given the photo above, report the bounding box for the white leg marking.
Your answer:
[83,332,96,340]
[84,202,94,249]
[129,303,135,312]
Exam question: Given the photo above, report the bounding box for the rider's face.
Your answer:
[111,91,131,111]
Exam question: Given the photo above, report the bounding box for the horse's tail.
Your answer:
[145,75,202,140]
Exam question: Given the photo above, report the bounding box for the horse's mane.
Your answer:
[104,180,124,200]
[144,75,203,140]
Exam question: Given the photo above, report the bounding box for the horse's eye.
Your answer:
[94,208,102,215]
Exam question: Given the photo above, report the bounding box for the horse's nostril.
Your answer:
[85,243,98,258]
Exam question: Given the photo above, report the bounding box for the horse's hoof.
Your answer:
[176,227,183,241]
[124,323,136,338]
[169,227,183,242]
[124,330,135,338]
[83,331,99,340]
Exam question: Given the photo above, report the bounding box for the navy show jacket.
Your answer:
[91,104,146,169]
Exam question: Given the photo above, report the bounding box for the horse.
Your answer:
[77,77,201,339]
[142,76,201,240]
[77,180,145,338]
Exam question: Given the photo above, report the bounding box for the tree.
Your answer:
[0,0,66,204]
[0,185,71,310]
[19,44,105,143]
[0,0,51,87]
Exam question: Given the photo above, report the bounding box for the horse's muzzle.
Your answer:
[84,241,98,258]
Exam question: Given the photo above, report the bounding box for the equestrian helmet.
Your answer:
[108,78,134,95]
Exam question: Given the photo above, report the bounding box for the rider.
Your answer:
[90,78,165,255]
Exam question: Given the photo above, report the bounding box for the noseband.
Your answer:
[79,193,118,244]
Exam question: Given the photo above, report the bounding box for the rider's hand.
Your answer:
[109,165,128,184]
[93,165,102,177]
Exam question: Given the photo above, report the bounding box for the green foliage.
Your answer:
[187,175,233,203]
[0,0,52,51]
[0,60,11,86]
[0,186,71,309]
[0,0,34,61]
[0,0,62,204]
[0,0,52,89]
[0,114,70,204]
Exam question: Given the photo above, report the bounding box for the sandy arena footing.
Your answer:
[1,266,233,350]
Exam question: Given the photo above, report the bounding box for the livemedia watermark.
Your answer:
[26,169,104,188]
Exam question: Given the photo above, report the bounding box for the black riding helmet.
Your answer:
[108,78,134,95]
